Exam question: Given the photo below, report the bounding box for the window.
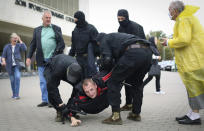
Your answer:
[29,0,78,16]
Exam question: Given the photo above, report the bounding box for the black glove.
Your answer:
[57,104,66,112]
[99,56,114,72]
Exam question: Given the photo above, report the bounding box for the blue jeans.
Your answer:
[38,66,48,103]
[9,66,21,98]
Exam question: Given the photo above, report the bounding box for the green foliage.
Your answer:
[146,30,167,40]
[146,30,174,60]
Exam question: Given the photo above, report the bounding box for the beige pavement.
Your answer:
[0,71,203,131]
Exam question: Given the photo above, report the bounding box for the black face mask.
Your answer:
[75,20,82,26]
[74,11,87,28]
[75,19,87,28]
[119,19,129,27]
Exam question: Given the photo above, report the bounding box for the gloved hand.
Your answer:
[98,56,114,72]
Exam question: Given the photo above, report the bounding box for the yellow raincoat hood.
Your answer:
[177,5,199,18]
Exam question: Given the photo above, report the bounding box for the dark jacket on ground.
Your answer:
[118,20,146,39]
[69,24,98,56]
[27,24,65,66]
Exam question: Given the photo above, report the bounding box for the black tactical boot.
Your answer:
[55,104,66,122]
[127,112,141,121]
[120,104,132,111]
[55,111,63,122]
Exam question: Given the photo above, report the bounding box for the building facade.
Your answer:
[0,0,91,55]
[0,0,89,70]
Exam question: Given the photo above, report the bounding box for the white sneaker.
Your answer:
[159,91,165,95]
[154,91,160,95]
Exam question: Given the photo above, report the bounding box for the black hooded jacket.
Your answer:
[69,11,98,56]
[43,54,78,83]
[117,9,146,39]
[97,33,151,62]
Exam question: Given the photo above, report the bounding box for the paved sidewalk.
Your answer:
[0,71,203,131]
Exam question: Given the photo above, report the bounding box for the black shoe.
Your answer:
[37,102,48,107]
[178,117,201,125]
[175,115,188,121]
[48,103,53,108]
[127,112,141,121]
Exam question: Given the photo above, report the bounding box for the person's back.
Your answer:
[44,54,77,81]
[99,32,150,63]
[96,32,152,125]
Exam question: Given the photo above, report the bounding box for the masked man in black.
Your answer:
[43,54,82,122]
[69,11,99,79]
[118,9,146,39]
[96,32,152,125]
[117,9,146,111]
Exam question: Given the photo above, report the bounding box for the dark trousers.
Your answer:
[142,74,161,91]
[45,66,67,111]
[76,55,88,79]
[76,44,97,79]
[124,84,133,105]
[87,43,97,76]
[47,77,63,111]
[107,48,152,114]
[76,56,97,79]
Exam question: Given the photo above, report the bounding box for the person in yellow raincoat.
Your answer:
[162,1,204,125]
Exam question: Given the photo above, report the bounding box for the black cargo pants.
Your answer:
[107,47,152,114]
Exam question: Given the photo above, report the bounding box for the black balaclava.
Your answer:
[74,11,87,28]
[117,9,130,27]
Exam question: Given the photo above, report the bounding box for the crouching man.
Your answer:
[96,33,152,125]
[44,54,82,122]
